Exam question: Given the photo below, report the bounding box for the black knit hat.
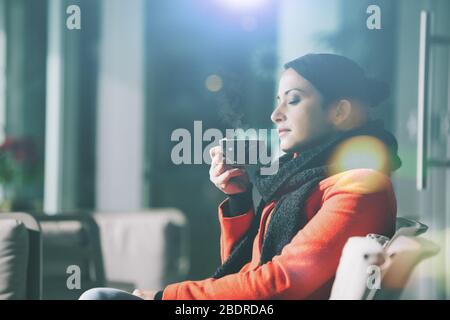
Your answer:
[284,53,390,107]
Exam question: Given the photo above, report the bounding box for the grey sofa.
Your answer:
[0,213,42,300]
[0,209,189,299]
[35,212,106,300]
[0,212,106,300]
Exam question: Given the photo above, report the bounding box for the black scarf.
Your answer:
[212,120,401,279]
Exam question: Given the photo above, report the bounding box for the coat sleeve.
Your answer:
[162,169,397,300]
[217,198,254,264]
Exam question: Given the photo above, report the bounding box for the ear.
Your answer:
[329,99,352,128]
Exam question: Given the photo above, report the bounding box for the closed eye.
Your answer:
[288,99,300,105]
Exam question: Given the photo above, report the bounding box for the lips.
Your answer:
[277,128,290,137]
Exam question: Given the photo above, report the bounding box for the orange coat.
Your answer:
[162,168,397,300]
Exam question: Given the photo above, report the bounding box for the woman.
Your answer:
[80,53,401,300]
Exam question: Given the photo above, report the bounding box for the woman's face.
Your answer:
[271,68,335,153]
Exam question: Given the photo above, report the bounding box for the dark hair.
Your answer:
[284,53,390,108]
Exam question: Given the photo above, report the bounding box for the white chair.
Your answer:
[329,217,440,300]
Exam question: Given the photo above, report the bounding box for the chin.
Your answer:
[280,140,301,154]
[280,137,312,154]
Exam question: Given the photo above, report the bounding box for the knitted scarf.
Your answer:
[212,120,401,279]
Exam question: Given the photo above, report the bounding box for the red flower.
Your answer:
[0,137,17,151]
[0,136,38,167]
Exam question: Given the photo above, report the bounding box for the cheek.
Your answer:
[286,105,329,144]
[288,108,313,138]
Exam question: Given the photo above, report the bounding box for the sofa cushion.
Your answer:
[37,217,101,300]
[0,219,29,300]
[40,221,86,247]
[94,210,189,290]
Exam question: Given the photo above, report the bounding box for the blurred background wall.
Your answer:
[0,0,448,298]
[96,0,145,211]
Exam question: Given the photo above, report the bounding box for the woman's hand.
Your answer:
[132,289,158,300]
[209,146,250,195]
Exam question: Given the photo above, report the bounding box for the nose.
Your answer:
[271,103,286,124]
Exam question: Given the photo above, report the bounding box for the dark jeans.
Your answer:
[79,287,144,300]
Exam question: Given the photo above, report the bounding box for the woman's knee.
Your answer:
[79,287,143,300]
[79,287,114,300]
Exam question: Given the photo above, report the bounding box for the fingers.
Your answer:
[132,289,157,300]
[209,145,249,193]
[132,289,144,298]
[211,162,225,176]
[215,168,246,189]
[209,148,226,177]
[209,146,222,159]
[209,156,237,182]
[210,146,225,164]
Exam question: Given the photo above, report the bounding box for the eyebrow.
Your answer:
[276,88,305,99]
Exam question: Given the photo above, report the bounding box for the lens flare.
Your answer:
[218,0,267,11]
[329,136,390,175]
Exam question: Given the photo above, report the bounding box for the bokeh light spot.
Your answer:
[205,74,223,92]
[329,135,390,175]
